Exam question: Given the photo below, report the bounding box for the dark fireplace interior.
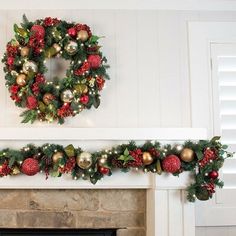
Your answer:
[0,229,117,236]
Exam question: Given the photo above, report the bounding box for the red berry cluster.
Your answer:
[31,74,46,95]
[202,182,215,196]
[57,103,74,118]
[29,25,45,54]
[199,148,216,168]
[0,161,12,177]
[59,157,76,174]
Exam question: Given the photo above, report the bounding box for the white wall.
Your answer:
[1,8,236,236]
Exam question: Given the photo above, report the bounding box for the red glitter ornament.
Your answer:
[162,155,181,173]
[21,158,40,176]
[87,55,101,69]
[26,96,38,110]
[31,25,45,38]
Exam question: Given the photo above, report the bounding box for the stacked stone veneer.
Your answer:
[0,189,146,236]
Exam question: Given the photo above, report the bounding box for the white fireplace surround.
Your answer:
[0,128,207,236]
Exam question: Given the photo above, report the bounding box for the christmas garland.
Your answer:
[2,15,110,124]
[0,137,233,202]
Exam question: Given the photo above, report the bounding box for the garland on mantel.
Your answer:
[0,136,233,202]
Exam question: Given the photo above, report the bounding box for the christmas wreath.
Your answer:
[2,15,110,124]
[0,136,233,202]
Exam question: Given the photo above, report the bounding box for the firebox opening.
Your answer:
[0,229,117,236]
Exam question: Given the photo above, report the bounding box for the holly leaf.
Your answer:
[8,156,16,168]
[195,150,203,160]
[14,24,28,38]
[88,35,102,44]
[124,148,129,156]
[118,148,134,165]
[93,95,100,109]
[211,136,221,143]
[64,144,75,158]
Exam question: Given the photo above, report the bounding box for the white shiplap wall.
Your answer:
[1,9,236,236]
[0,10,192,128]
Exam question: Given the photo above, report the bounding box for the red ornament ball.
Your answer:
[162,155,181,173]
[99,166,110,175]
[87,55,102,69]
[31,25,45,38]
[21,158,40,176]
[80,95,89,104]
[67,27,77,37]
[208,170,219,179]
[7,57,14,66]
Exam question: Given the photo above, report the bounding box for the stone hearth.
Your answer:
[0,189,146,236]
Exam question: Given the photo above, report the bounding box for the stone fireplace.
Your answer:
[0,127,207,236]
[0,189,145,236]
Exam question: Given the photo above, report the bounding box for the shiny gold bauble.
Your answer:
[20,47,30,57]
[22,61,38,74]
[76,152,92,169]
[43,93,54,105]
[11,70,19,78]
[16,74,27,87]
[77,30,89,42]
[52,151,64,163]
[60,89,74,103]
[180,148,194,162]
[142,152,154,165]
[53,43,61,53]
[65,41,78,55]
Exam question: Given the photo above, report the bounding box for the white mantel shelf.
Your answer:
[0,128,206,236]
[0,127,207,140]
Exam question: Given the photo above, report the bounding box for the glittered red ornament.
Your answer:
[208,170,219,179]
[99,166,110,175]
[31,25,45,38]
[162,155,181,173]
[26,96,38,110]
[21,158,40,176]
[68,27,77,37]
[87,55,101,69]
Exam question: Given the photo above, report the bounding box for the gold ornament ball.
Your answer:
[53,43,61,53]
[76,152,92,169]
[16,74,27,87]
[60,89,74,103]
[20,47,30,57]
[65,41,78,55]
[11,70,19,78]
[22,61,38,74]
[77,30,89,42]
[52,152,64,163]
[180,148,195,162]
[43,93,54,105]
[142,152,154,165]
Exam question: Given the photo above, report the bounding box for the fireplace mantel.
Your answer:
[0,128,207,236]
